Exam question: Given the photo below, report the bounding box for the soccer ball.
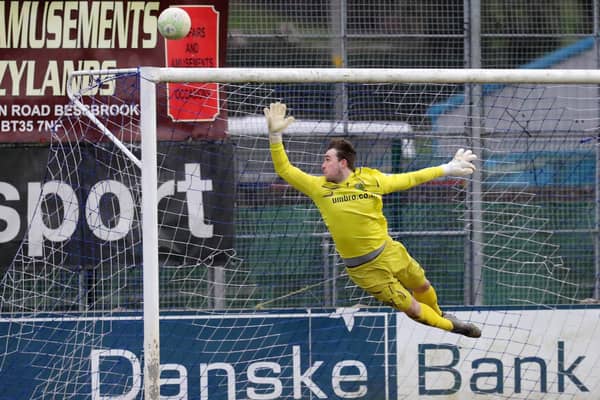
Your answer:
[157,7,191,40]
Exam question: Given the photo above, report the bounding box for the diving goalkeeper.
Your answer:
[265,102,481,338]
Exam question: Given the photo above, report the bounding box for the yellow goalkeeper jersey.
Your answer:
[270,142,445,259]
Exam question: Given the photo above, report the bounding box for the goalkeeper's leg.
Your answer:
[345,240,481,337]
[370,282,481,338]
[412,280,443,316]
[411,281,482,337]
[400,262,481,337]
[370,282,450,330]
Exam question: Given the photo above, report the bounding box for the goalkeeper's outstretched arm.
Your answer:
[264,101,478,193]
[379,148,478,193]
[264,102,320,197]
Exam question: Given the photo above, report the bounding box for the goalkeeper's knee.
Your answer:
[370,283,453,331]
[369,282,412,312]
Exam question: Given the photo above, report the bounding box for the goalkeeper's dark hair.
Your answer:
[327,138,356,171]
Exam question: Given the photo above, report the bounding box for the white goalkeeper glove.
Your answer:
[441,148,477,177]
[264,102,295,144]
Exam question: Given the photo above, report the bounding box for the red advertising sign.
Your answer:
[0,1,228,143]
[165,6,220,121]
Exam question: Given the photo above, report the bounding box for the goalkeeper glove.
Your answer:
[264,102,295,144]
[441,148,477,177]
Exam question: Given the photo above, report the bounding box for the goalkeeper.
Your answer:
[265,102,481,338]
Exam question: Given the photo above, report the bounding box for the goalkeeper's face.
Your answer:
[322,148,350,183]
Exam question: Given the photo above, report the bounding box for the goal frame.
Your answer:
[67,66,600,399]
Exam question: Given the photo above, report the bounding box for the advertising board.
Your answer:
[1,308,598,399]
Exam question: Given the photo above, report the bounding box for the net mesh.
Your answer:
[0,70,597,398]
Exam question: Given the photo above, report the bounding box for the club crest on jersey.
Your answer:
[354,183,365,191]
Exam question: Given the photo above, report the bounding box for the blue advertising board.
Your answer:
[0,309,394,400]
[2,307,599,399]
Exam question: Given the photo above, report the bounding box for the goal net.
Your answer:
[0,67,598,399]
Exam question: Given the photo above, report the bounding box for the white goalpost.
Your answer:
[1,67,599,399]
[66,68,162,399]
[141,67,600,84]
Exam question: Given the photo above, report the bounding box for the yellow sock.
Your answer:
[414,286,443,316]
[417,303,453,331]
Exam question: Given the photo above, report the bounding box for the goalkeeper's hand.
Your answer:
[441,148,477,177]
[264,102,295,144]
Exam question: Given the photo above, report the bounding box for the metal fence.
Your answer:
[225,0,600,306]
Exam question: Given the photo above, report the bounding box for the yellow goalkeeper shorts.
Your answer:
[345,238,426,311]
